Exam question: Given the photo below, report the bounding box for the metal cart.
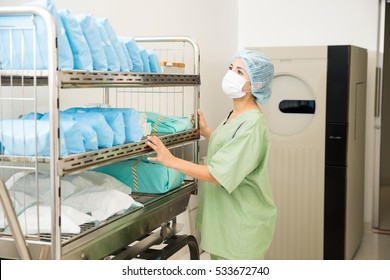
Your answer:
[0,6,201,260]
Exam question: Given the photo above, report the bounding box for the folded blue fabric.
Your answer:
[79,107,126,146]
[0,119,84,156]
[20,112,44,120]
[94,157,185,194]
[76,14,108,71]
[0,0,73,70]
[108,108,143,143]
[96,21,120,71]
[121,41,133,71]
[41,112,98,152]
[138,47,151,72]
[145,112,193,134]
[97,18,130,72]
[64,108,114,148]
[59,9,93,71]
[147,50,162,73]
[119,37,143,72]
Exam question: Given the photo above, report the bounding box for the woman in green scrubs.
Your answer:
[147,50,276,260]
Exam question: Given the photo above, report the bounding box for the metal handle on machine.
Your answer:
[0,178,32,260]
[375,67,382,118]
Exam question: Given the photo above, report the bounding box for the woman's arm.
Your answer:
[146,135,219,185]
[197,110,212,140]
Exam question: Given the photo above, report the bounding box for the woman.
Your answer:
[146,50,276,260]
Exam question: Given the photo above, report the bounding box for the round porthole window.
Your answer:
[262,74,316,136]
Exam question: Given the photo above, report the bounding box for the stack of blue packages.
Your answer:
[58,9,93,71]
[63,108,114,148]
[97,18,130,72]
[66,107,144,144]
[0,0,73,70]
[0,119,85,156]
[40,112,98,151]
[65,107,126,146]
[75,14,108,71]
[119,37,144,72]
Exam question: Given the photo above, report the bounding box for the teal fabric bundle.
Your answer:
[145,112,193,134]
[94,157,185,194]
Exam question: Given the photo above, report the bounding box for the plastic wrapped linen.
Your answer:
[94,157,185,194]
[1,171,143,233]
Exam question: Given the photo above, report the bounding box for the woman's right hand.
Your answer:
[196,109,212,140]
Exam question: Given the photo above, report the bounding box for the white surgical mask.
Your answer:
[221,70,249,99]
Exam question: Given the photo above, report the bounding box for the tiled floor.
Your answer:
[352,229,390,260]
[174,228,390,260]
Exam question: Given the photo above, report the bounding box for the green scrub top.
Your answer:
[196,110,276,260]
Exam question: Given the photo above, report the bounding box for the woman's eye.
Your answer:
[238,70,243,75]
[228,66,232,70]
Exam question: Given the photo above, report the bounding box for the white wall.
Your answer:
[238,0,379,223]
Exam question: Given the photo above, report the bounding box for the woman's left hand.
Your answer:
[146,135,175,167]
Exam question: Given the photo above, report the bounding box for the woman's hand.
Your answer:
[146,135,175,167]
[193,109,212,140]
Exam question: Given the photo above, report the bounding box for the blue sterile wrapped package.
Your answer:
[76,14,108,71]
[41,112,98,151]
[0,119,69,156]
[96,21,120,71]
[107,108,143,143]
[145,112,193,134]
[121,41,133,71]
[20,112,44,120]
[58,9,93,71]
[138,47,151,72]
[60,121,86,154]
[94,157,185,194]
[0,0,73,70]
[66,107,125,146]
[97,18,130,72]
[147,50,161,73]
[64,108,114,148]
[119,37,143,72]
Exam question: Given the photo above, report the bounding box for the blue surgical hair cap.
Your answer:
[232,50,274,104]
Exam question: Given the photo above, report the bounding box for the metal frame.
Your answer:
[0,7,200,260]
